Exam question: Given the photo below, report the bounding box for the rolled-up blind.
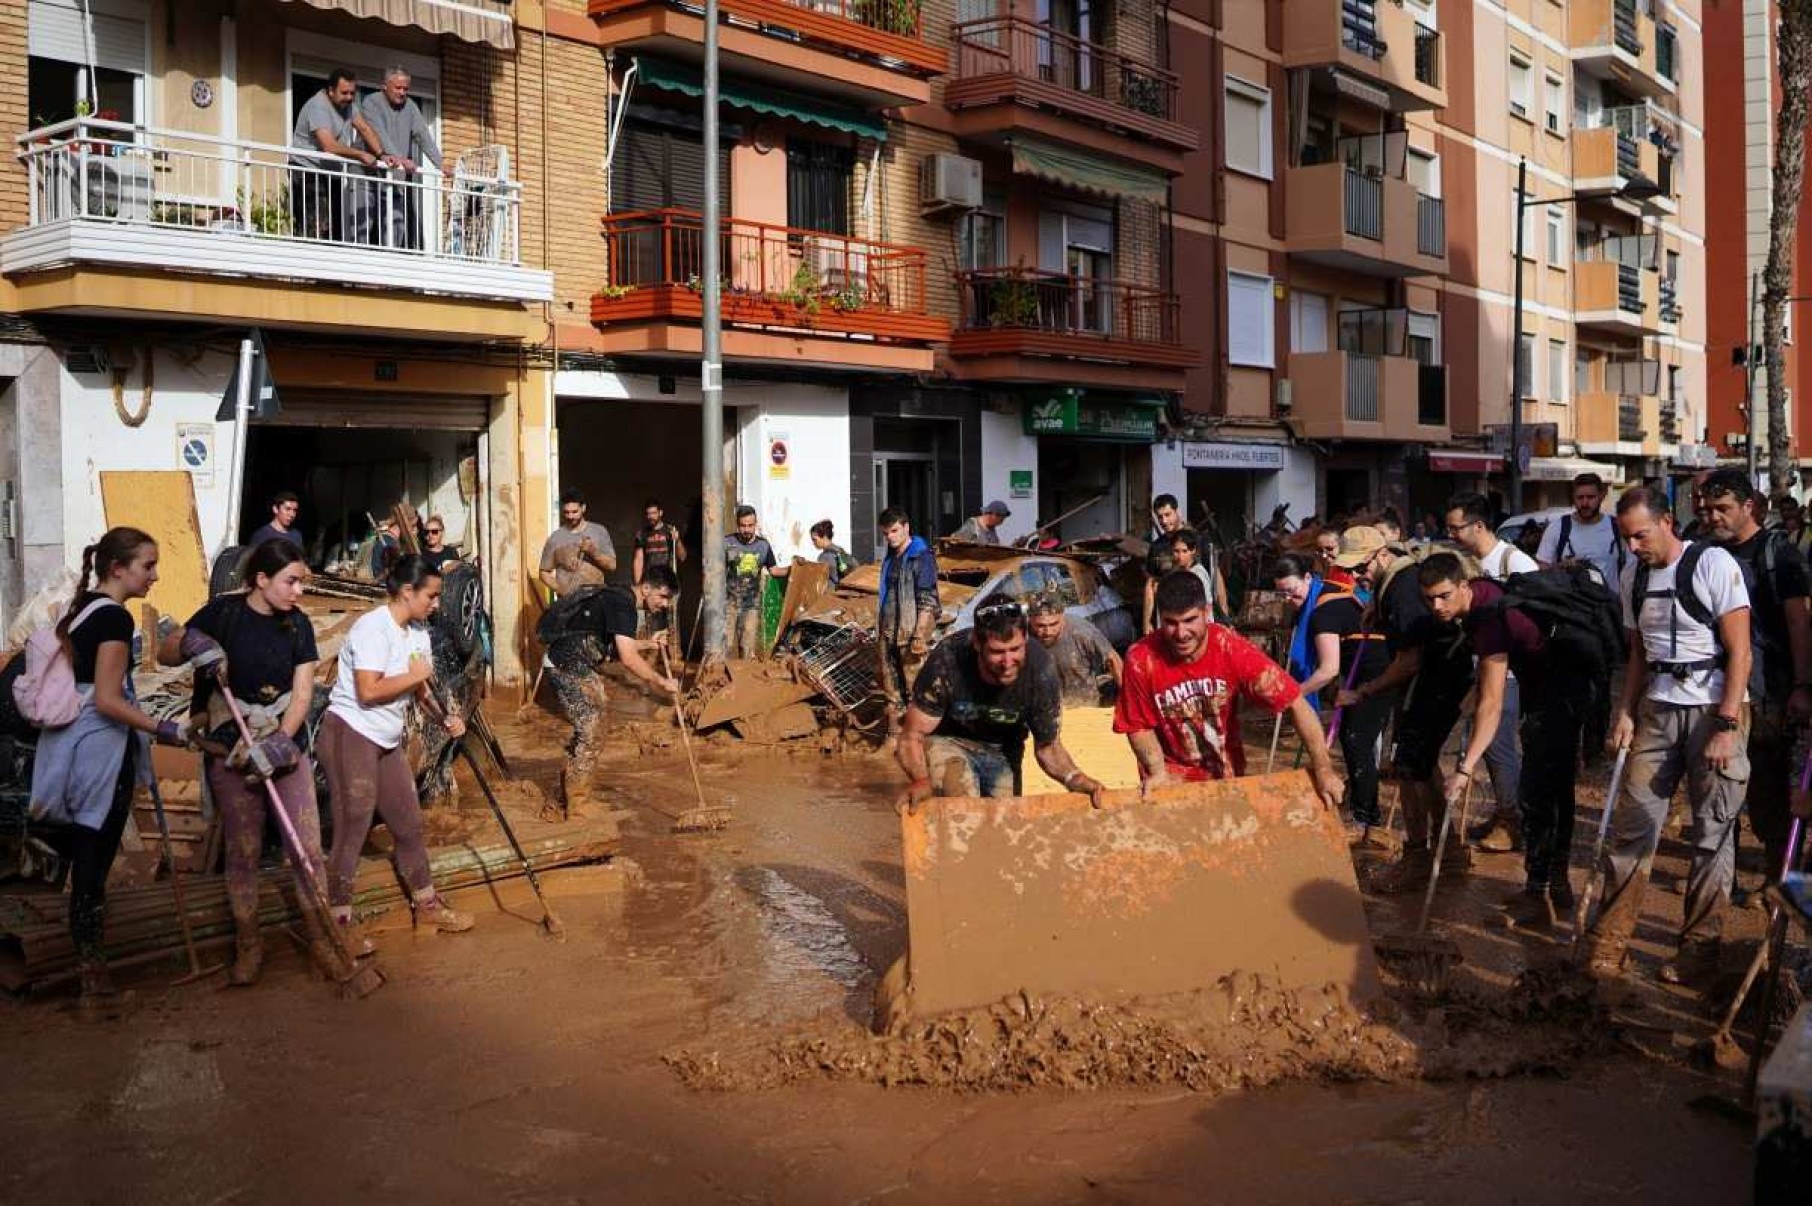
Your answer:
[28,0,148,74]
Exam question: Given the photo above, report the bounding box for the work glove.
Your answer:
[228,730,301,783]
[179,628,226,681]
[153,717,193,748]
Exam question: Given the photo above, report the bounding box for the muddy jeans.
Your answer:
[927,735,1018,798]
[879,640,928,714]
[1481,676,1522,824]
[1519,680,1586,891]
[205,751,325,933]
[318,712,434,908]
[1338,689,1393,826]
[726,601,761,660]
[1597,699,1750,946]
[546,635,607,760]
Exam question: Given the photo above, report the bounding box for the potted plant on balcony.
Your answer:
[1122,71,1164,118]
[986,271,1040,328]
[236,185,292,236]
[854,0,921,36]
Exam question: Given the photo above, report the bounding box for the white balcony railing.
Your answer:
[8,118,549,302]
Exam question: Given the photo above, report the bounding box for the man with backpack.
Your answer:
[1444,491,1536,854]
[1419,552,1622,931]
[1584,486,1752,988]
[1536,473,1627,761]
[1701,468,1812,894]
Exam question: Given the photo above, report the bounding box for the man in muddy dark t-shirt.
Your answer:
[896,604,1103,809]
[1027,594,1121,705]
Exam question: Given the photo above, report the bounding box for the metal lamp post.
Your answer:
[700,0,725,658]
[1509,156,1662,507]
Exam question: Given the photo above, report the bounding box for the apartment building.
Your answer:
[1172,0,1711,530]
[1703,0,1812,479]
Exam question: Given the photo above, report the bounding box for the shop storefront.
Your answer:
[1021,390,1166,543]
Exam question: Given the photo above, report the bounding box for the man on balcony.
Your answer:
[358,67,442,251]
[289,68,389,243]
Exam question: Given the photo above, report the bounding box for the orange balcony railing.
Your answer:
[595,209,945,343]
[954,266,1181,347]
[950,16,1179,125]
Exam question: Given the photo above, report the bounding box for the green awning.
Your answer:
[1009,136,1169,204]
[634,57,888,142]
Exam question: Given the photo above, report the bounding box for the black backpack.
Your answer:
[1490,564,1625,676]
[1554,513,1627,577]
[1633,537,1776,700]
[535,585,634,648]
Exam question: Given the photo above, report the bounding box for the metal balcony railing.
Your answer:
[1414,24,1442,87]
[16,117,523,264]
[1660,276,1681,323]
[955,266,1181,345]
[951,16,1179,122]
[1656,24,1679,81]
[1341,0,1384,58]
[1417,193,1446,256]
[601,209,929,316]
[1613,0,1642,55]
[1344,168,1383,240]
[1345,354,1381,422]
[1617,395,1643,442]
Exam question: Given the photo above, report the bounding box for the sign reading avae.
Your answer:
[1181,442,1286,471]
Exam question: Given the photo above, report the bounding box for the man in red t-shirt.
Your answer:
[1114,570,1344,809]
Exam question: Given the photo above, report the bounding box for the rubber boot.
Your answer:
[413,892,475,934]
[228,923,264,988]
[76,955,122,1018]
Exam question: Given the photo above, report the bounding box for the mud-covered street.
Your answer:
[0,689,1763,1204]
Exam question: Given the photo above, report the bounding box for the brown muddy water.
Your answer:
[0,695,1759,1203]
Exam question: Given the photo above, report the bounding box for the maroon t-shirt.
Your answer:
[1462,579,1545,661]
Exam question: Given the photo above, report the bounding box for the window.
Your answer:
[1290,290,1329,354]
[1228,271,1274,368]
[1549,339,1567,402]
[1546,208,1566,265]
[1517,332,1536,398]
[1224,76,1273,179]
[1576,346,1592,396]
[26,0,149,128]
[1039,203,1115,332]
[1544,74,1565,133]
[1509,54,1533,120]
[786,139,854,235]
[959,189,1006,270]
[616,108,733,213]
[1406,148,1440,198]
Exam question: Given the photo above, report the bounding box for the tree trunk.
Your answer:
[1765,3,1812,495]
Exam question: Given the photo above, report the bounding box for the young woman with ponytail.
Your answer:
[29,528,193,1010]
[318,555,473,946]
[157,538,326,986]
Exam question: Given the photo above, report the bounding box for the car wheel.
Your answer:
[209,545,247,597]
[432,563,484,659]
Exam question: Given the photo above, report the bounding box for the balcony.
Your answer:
[1281,0,1445,111]
[1577,391,1664,457]
[944,17,1196,174]
[1288,349,1448,443]
[588,0,945,109]
[1575,240,1661,336]
[1,120,551,335]
[1285,160,1447,278]
[1570,0,1674,98]
[592,209,946,370]
[1573,103,1679,210]
[948,266,1195,389]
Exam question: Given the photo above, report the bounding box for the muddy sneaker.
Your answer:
[1345,820,1391,850]
[336,916,377,959]
[1501,890,1556,933]
[1659,938,1721,987]
[1370,847,1434,895]
[413,895,475,934]
[1471,820,1522,854]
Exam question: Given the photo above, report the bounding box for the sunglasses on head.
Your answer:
[975,601,1027,623]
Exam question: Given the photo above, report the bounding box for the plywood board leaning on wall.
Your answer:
[99,471,210,631]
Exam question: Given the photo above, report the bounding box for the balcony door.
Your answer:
[26,0,147,128]
[1036,0,1103,95]
[1038,204,1115,334]
[1290,291,1329,354]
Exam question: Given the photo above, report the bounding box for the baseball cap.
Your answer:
[982,500,1012,518]
[1331,525,1387,568]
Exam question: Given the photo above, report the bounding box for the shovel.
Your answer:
[1375,776,1470,995]
[217,689,384,998]
[144,771,227,986]
[1571,743,1631,960]
[660,643,732,833]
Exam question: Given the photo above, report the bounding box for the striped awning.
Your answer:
[1008,136,1169,205]
[281,0,515,49]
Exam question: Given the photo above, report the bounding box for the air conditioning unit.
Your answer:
[920,153,982,213]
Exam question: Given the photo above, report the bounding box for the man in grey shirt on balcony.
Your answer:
[289,67,386,242]
[358,67,442,251]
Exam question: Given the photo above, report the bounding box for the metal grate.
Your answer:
[794,624,884,714]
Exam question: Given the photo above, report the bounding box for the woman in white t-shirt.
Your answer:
[319,556,473,943]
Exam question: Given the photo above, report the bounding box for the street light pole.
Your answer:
[1510,157,1528,510]
[700,0,725,658]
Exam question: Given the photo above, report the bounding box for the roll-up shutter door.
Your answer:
[258,391,491,432]
[616,116,731,213]
[29,0,148,73]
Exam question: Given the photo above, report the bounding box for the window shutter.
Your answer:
[1228,272,1273,367]
[29,1,146,74]
[1037,211,1065,272]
